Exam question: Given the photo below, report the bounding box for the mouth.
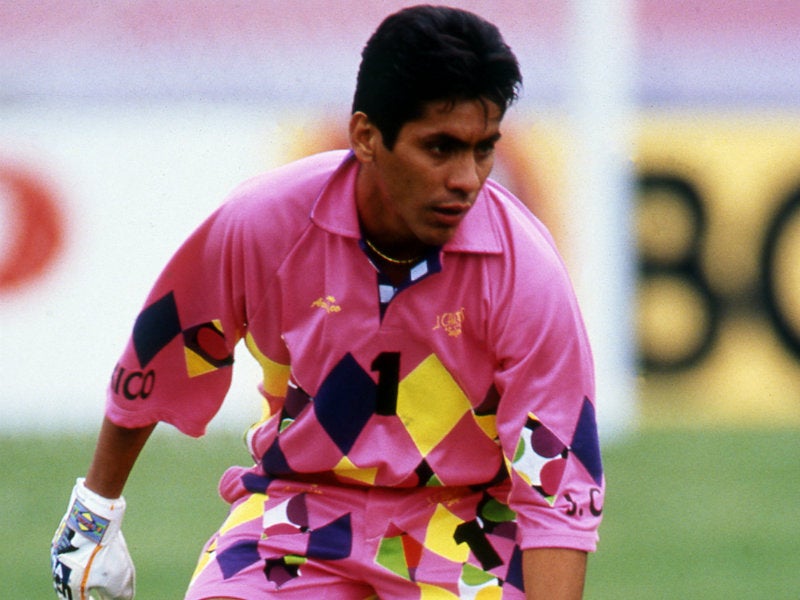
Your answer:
[430,203,471,227]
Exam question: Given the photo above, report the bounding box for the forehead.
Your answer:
[402,98,503,139]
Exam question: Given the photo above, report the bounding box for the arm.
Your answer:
[85,416,157,497]
[488,213,602,597]
[523,548,587,600]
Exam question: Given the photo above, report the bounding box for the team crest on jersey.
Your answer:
[433,307,465,337]
[311,296,342,313]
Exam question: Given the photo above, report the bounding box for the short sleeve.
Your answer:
[105,202,251,437]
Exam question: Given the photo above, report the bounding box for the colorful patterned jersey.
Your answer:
[106,151,604,551]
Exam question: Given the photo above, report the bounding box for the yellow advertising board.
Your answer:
[634,112,800,427]
[514,112,800,428]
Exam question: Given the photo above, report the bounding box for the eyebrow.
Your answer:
[423,131,503,148]
[480,132,503,145]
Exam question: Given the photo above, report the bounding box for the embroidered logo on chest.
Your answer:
[311,296,341,313]
[433,307,465,337]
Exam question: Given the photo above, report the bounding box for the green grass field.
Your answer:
[3,427,798,598]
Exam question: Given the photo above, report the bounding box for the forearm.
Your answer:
[523,548,587,600]
[84,416,157,498]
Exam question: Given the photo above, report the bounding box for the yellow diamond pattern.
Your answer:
[184,347,216,377]
[333,455,378,485]
[245,332,291,398]
[397,354,472,456]
[219,493,266,535]
[418,582,460,598]
[423,504,469,563]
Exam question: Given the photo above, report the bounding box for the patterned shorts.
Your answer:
[185,474,525,599]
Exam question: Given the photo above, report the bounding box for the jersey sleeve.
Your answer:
[105,199,255,437]
[492,213,604,553]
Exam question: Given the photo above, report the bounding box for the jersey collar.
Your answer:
[310,152,503,255]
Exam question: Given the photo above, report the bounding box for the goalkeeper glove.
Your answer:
[51,478,135,600]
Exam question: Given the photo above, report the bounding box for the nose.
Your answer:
[446,153,483,197]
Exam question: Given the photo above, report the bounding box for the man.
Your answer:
[51,5,603,599]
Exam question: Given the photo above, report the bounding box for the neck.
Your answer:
[355,163,427,263]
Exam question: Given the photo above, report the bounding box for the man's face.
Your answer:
[355,98,503,251]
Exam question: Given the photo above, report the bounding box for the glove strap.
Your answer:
[68,478,127,544]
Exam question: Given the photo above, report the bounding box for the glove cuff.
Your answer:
[67,478,127,544]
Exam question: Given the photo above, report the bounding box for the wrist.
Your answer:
[76,477,126,509]
[68,478,127,544]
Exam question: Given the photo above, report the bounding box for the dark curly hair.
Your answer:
[352,5,522,148]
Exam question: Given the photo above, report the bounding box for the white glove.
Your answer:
[51,478,135,600]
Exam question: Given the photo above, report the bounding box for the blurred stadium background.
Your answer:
[1,1,799,597]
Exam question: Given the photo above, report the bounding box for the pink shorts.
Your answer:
[185,472,525,599]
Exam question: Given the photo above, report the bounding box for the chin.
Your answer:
[421,233,456,248]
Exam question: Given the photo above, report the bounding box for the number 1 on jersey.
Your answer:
[371,352,400,415]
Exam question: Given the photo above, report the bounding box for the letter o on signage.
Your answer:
[0,162,65,291]
[762,185,800,361]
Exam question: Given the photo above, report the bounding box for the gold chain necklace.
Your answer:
[364,238,422,266]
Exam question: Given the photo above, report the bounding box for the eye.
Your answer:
[476,146,493,159]
[475,140,497,159]
[426,139,455,157]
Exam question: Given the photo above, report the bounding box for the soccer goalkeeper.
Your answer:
[51,5,604,599]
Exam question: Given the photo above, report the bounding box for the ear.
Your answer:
[349,112,379,163]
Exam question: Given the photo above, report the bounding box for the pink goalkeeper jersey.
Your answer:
[106,150,603,551]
